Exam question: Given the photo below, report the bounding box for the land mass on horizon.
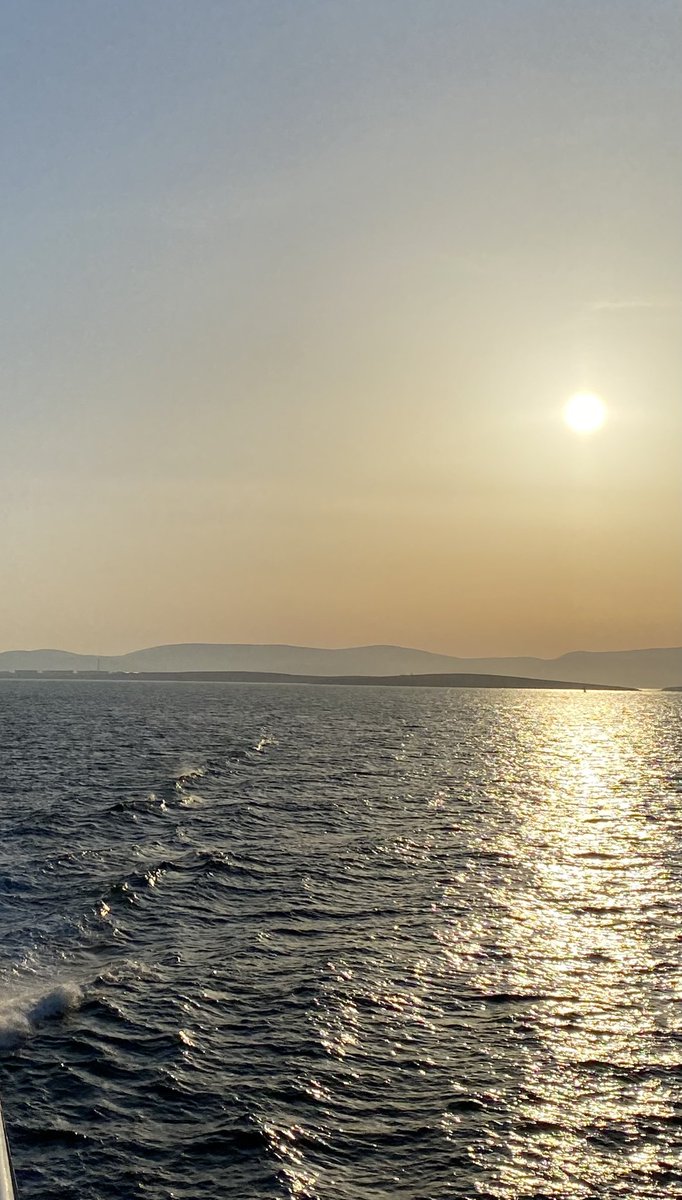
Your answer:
[0,669,633,691]
[0,642,680,689]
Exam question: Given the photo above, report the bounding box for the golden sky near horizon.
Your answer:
[0,2,680,657]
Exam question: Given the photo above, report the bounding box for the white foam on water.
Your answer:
[97,958,164,986]
[254,733,277,752]
[0,981,82,1050]
[175,765,206,786]
[178,792,205,807]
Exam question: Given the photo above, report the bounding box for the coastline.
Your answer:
[0,669,636,690]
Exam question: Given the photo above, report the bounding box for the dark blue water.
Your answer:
[0,682,681,1199]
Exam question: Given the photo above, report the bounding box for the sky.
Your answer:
[0,0,680,657]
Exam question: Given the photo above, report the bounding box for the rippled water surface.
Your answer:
[0,682,681,1199]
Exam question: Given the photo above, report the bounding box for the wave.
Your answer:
[106,859,180,907]
[102,744,274,824]
[106,793,169,816]
[253,733,277,753]
[173,766,207,790]
[0,981,82,1050]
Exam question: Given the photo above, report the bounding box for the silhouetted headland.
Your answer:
[0,669,634,690]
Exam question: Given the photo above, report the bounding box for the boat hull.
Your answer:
[0,1107,16,1200]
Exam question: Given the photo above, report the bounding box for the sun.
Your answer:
[563,392,607,435]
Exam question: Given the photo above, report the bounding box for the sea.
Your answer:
[0,681,681,1200]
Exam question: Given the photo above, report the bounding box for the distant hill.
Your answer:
[0,649,102,671]
[0,642,681,687]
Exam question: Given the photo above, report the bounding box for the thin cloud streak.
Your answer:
[587,298,682,313]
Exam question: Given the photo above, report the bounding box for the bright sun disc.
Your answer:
[563,392,607,435]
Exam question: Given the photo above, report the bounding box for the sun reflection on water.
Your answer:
[252,691,682,1199]
[436,693,682,1196]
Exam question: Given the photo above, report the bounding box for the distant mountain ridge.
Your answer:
[1,642,681,688]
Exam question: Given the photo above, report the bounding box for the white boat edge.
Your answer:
[0,1106,16,1200]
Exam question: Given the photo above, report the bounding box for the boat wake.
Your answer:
[0,982,82,1050]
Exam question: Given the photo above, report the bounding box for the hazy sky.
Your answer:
[1,0,680,656]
